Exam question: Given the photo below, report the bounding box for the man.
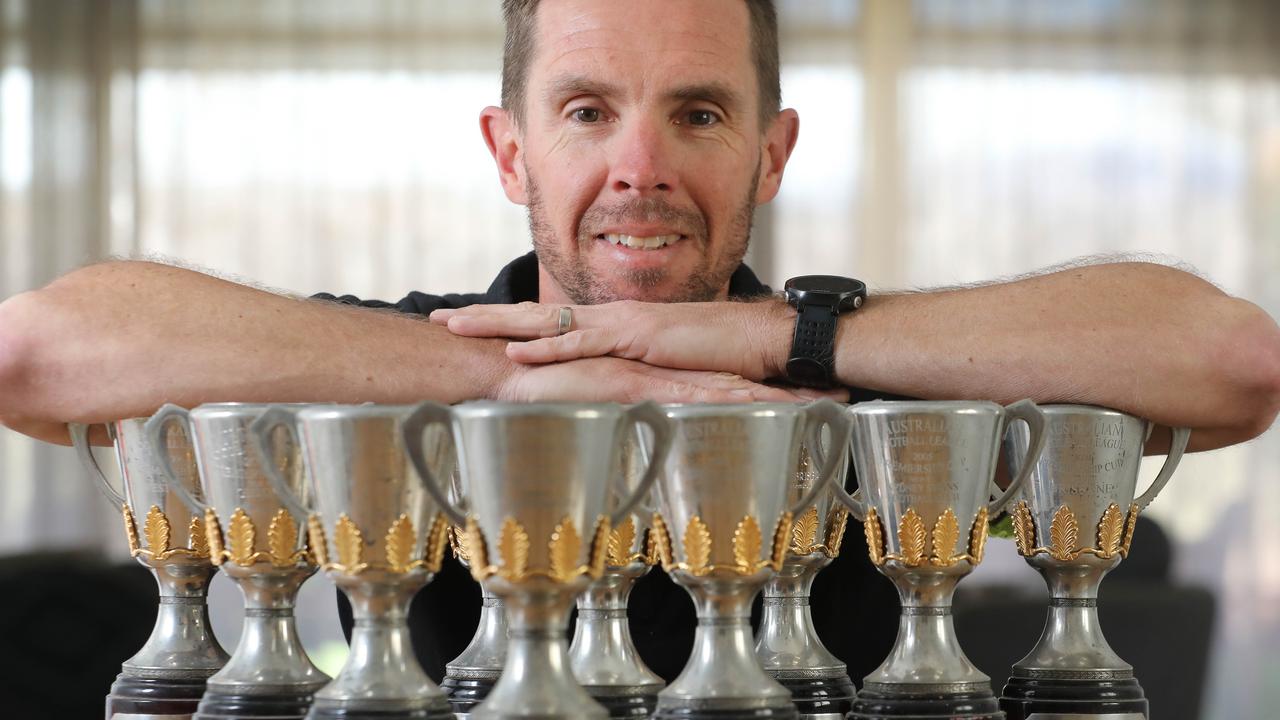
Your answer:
[0,0,1278,686]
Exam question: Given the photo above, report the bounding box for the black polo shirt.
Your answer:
[318,251,900,686]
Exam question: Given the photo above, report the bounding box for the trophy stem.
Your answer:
[1000,564,1145,719]
[757,556,854,719]
[570,565,664,718]
[195,567,329,720]
[657,576,796,720]
[473,584,606,720]
[107,560,229,719]
[309,576,452,720]
[852,571,1000,720]
[443,589,508,717]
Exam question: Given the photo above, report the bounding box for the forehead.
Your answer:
[529,0,755,103]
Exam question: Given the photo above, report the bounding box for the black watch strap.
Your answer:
[785,303,838,388]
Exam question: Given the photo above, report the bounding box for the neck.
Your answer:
[535,263,735,304]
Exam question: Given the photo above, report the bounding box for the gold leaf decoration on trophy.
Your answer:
[385,514,417,573]
[450,526,471,564]
[968,506,989,564]
[930,508,962,567]
[1012,501,1036,557]
[497,517,530,581]
[204,508,226,566]
[122,504,141,555]
[825,508,849,558]
[898,508,927,566]
[144,505,171,557]
[770,511,793,571]
[649,513,673,568]
[1049,505,1080,561]
[683,515,712,574]
[227,508,257,566]
[790,506,820,556]
[334,514,365,570]
[307,514,329,566]
[733,515,763,573]
[548,516,582,582]
[464,517,489,580]
[1119,503,1140,557]
[268,509,300,566]
[189,515,209,557]
[1096,503,1125,559]
[864,507,885,566]
[589,515,611,577]
[424,513,450,572]
[607,516,637,567]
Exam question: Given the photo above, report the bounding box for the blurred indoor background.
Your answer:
[0,1,1277,718]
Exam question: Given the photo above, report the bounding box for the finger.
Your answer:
[446,306,564,339]
[427,308,454,324]
[641,367,812,403]
[507,328,628,364]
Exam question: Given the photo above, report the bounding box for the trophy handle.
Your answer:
[249,406,312,519]
[609,401,671,526]
[1133,426,1190,510]
[791,399,852,516]
[143,403,208,514]
[403,401,468,526]
[990,399,1047,516]
[69,422,126,510]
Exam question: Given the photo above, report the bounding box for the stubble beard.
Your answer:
[525,164,759,305]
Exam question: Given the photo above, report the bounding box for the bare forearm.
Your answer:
[828,262,1280,450]
[0,260,514,442]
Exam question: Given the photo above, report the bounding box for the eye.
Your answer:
[572,107,603,123]
[685,109,721,127]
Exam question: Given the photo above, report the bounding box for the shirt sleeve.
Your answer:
[310,290,468,316]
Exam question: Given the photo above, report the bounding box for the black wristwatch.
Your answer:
[783,275,866,388]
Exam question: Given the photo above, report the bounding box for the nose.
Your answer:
[607,117,678,195]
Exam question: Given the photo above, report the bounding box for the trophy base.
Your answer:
[304,698,455,720]
[440,675,498,715]
[773,675,855,717]
[652,703,799,720]
[581,686,661,719]
[849,689,1004,719]
[194,688,316,719]
[106,673,208,719]
[999,675,1147,719]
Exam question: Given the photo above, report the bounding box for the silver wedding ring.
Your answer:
[556,306,573,336]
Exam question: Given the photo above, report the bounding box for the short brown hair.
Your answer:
[501,0,780,127]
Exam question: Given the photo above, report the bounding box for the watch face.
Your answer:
[784,275,866,310]
[785,275,864,295]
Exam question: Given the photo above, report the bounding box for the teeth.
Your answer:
[604,234,680,250]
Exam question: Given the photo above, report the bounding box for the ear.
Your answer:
[754,108,799,205]
[480,106,528,205]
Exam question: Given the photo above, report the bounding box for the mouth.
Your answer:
[598,233,684,250]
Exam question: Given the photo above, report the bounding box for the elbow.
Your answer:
[1216,300,1280,443]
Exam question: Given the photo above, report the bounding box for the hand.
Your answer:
[496,356,834,404]
[431,299,795,383]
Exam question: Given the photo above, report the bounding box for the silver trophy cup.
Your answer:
[755,438,857,720]
[649,400,851,720]
[71,418,230,719]
[146,403,330,720]
[259,404,456,720]
[568,424,666,718]
[998,405,1190,720]
[832,400,1047,720]
[404,401,672,720]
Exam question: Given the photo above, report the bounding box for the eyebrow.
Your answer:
[543,74,744,114]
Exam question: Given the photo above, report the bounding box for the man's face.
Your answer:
[486,0,795,304]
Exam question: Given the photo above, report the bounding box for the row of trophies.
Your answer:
[72,398,1189,720]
